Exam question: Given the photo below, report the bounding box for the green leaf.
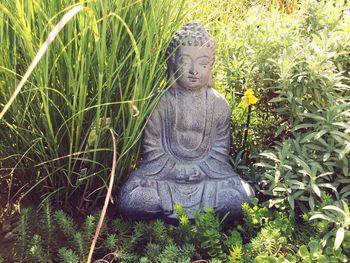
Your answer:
[302,113,326,122]
[293,123,315,131]
[293,190,306,198]
[342,158,349,176]
[334,227,345,250]
[336,178,350,184]
[312,184,321,198]
[298,245,310,258]
[289,180,305,190]
[319,183,337,193]
[288,195,295,210]
[318,255,329,263]
[342,200,349,217]
[282,164,293,170]
[330,131,350,141]
[322,205,345,216]
[273,187,287,192]
[260,152,280,162]
[270,97,287,103]
[305,143,325,151]
[300,132,317,143]
[295,157,312,176]
[323,153,330,162]
[339,143,350,160]
[321,232,332,247]
[332,122,350,129]
[254,162,275,169]
[315,130,327,139]
[317,172,333,179]
[309,240,321,253]
[309,214,335,222]
[268,198,285,207]
[339,185,350,195]
[340,191,350,199]
[309,196,315,210]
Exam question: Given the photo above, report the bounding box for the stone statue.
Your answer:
[119,22,254,220]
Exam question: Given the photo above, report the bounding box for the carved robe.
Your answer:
[119,87,253,219]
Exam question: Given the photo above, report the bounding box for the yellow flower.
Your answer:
[179,214,190,226]
[242,88,258,107]
[174,203,184,215]
[206,207,214,213]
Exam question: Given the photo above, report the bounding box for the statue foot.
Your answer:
[215,179,255,218]
[119,175,162,219]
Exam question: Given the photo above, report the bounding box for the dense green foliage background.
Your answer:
[0,0,350,262]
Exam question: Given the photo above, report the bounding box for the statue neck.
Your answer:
[173,83,209,96]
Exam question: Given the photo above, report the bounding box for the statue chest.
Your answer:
[176,95,206,149]
[164,90,215,161]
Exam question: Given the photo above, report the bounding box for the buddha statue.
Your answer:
[119,22,254,220]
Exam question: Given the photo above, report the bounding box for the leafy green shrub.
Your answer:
[298,239,329,263]
[213,0,350,252]
[213,0,350,171]
[310,200,350,252]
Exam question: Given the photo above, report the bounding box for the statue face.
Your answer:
[173,46,213,91]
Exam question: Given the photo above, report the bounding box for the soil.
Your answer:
[0,190,17,262]
[0,171,34,263]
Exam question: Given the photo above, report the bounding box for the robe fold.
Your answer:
[119,87,254,218]
[137,87,237,179]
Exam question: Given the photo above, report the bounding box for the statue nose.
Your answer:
[189,68,198,75]
[189,63,198,75]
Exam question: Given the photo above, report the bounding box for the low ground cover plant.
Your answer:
[13,199,349,262]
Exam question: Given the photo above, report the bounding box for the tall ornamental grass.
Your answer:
[0,0,186,208]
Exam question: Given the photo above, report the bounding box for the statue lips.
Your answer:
[188,76,199,82]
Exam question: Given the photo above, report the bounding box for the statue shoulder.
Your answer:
[154,89,172,110]
[210,88,231,114]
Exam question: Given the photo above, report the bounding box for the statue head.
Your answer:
[167,21,215,92]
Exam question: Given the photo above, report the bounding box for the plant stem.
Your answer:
[242,105,252,159]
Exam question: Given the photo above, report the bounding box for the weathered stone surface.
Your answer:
[119,21,254,220]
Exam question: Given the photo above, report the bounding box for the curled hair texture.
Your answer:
[166,21,215,58]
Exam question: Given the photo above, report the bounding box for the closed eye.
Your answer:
[178,55,191,65]
[197,57,211,65]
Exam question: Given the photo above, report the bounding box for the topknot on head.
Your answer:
[166,21,215,58]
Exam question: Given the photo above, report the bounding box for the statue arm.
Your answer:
[138,101,175,177]
[212,103,231,161]
[199,102,237,178]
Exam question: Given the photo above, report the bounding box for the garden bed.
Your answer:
[1,0,350,262]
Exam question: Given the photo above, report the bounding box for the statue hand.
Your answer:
[187,167,201,182]
[140,177,155,188]
[173,165,202,183]
[174,166,187,182]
